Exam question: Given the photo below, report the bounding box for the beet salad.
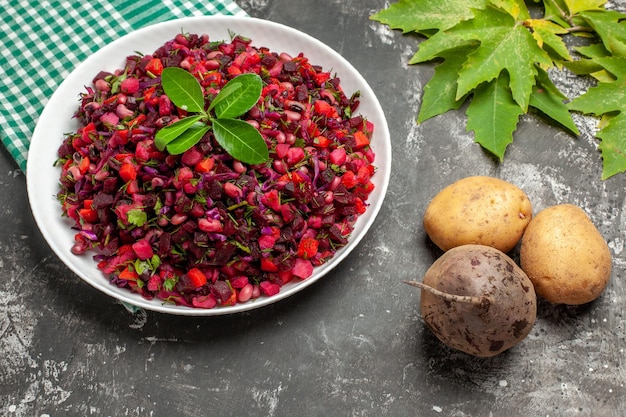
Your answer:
[56,32,377,309]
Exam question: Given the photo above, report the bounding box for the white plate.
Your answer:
[27,16,391,316]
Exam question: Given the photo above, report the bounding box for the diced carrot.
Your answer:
[119,266,139,281]
[194,157,215,173]
[79,207,98,223]
[355,197,367,215]
[126,179,140,194]
[353,131,370,149]
[145,58,163,76]
[221,289,237,306]
[260,257,279,272]
[314,100,338,118]
[77,156,90,174]
[341,170,358,189]
[187,267,207,288]
[297,237,319,259]
[313,135,331,148]
[119,163,137,182]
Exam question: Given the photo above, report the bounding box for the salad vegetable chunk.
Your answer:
[56,32,376,309]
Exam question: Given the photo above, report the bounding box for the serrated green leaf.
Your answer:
[372,0,626,179]
[413,7,552,111]
[161,67,206,113]
[543,0,570,27]
[564,0,607,14]
[578,10,626,57]
[562,57,605,75]
[370,0,488,34]
[418,46,475,122]
[154,115,204,151]
[568,56,626,177]
[165,124,211,155]
[466,72,523,160]
[490,0,530,20]
[529,68,579,135]
[456,8,552,110]
[568,56,626,115]
[596,113,626,179]
[212,73,263,119]
[212,118,269,164]
[527,18,572,61]
[575,43,610,59]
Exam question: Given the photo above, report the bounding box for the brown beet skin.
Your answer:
[415,244,537,357]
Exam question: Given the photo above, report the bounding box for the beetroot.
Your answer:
[406,245,537,357]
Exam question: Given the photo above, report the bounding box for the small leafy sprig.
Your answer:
[155,67,269,165]
[371,0,626,179]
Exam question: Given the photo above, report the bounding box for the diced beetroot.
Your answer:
[135,140,153,162]
[230,276,249,289]
[100,112,119,126]
[192,294,217,309]
[158,94,173,117]
[181,147,203,166]
[131,239,154,261]
[259,281,281,297]
[261,189,281,212]
[211,280,233,303]
[280,204,295,223]
[276,143,291,159]
[292,258,313,279]
[147,274,162,292]
[329,148,347,166]
[286,147,305,166]
[258,234,278,250]
[278,270,294,285]
[120,77,140,94]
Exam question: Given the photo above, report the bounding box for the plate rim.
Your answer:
[26,15,392,316]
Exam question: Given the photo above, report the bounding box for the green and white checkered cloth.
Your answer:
[0,0,247,172]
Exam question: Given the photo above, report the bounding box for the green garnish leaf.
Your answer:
[207,79,243,113]
[212,118,269,164]
[155,66,267,161]
[165,123,211,155]
[127,209,148,227]
[212,73,263,119]
[161,67,206,113]
[154,115,204,151]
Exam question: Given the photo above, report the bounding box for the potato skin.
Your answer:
[420,245,537,357]
[423,176,532,253]
[520,204,612,305]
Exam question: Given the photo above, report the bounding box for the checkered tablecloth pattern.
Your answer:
[0,0,246,172]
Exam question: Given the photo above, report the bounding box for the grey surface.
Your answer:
[2,0,625,416]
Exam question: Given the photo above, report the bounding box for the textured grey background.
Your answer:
[1,0,625,416]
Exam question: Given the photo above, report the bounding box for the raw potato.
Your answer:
[520,204,612,305]
[407,244,537,357]
[423,176,533,253]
